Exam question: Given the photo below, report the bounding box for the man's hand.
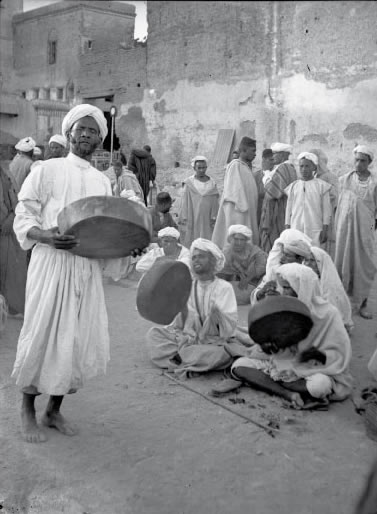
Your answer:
[285,224,291,230]
[260,341,280,355]
[256,281,280,301]
[238,277,249,291]
[319,225,329,244]
[210,217,216,228]
[130,247,148,258]
[28,226,80,250]
[299,348,326,365]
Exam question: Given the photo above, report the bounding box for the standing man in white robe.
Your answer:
[12,104,145,443]
[334,145,377,319]
[212,137,259,249]
[284,152,332,247]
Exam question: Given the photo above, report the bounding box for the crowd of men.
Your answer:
[0,104,376,465]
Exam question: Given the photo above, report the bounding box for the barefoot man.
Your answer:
[12,104,144,442]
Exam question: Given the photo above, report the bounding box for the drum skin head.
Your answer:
[57,196,152,259]
[248,296,313,348]
[137,260,192,325]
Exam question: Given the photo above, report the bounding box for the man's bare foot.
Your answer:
[288,392,305,409]
[359,306,373,319]
[210,378,242,397]
[41,412,78,436]
[21,410,47,443]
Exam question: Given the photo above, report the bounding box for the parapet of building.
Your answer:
[1,0,136,145]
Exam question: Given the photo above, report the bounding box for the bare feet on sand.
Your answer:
[21,410,47,443]
[41,412,78,436]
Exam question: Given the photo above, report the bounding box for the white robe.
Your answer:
[212,159,259,249]
[285,178,331,247]
[12,153,113,395]
[146,277,241,376]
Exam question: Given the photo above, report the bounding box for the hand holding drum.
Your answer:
[57,196,152,258]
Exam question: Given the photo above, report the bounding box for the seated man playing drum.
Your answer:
[230,263,353,409]
[146,238,248,378]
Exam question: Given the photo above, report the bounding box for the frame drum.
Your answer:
[57,196,152,259]
[248,296,313,349]
[137,260,192,324]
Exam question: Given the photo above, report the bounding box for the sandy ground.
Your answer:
[0,272,377,514]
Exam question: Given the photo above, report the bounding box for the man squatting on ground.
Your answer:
[12,104,145,443]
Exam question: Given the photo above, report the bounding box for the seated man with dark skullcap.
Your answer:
[12,104,146,443]
[146,238,249,378]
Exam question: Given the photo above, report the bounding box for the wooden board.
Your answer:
[248,296,313,349]
[136,260,192,325]
[57,196,152,259]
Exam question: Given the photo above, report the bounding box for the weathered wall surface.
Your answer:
[115,0,377,180]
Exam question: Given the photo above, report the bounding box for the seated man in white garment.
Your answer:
[136,227,190,274]
[231,263,352,409]
[146,238,250,378]
[12,104,145,443]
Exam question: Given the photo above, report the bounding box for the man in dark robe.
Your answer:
[128,145,157,205]
[0,165,27,315]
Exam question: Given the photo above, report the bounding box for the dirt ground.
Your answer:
[1,272,377,514]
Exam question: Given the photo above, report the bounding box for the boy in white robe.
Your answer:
[12,104,145,443]
[285,152,332,247]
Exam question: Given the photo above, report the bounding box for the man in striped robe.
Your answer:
[259,142,297,253]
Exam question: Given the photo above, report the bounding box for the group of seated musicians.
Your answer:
[143,226,353,410]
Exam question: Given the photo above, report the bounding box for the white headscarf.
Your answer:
[227,224,252,242]
[308,247,353,328]
[191,155,208,169]
[158,227,181,240]
[265,229,312,281]
[309,148,329,175]
[49,134,67,147]
[271,143,292,154]
[62,104,108,141]
[190,238,225,273]
[353,145,374,162]
[33,147,42,156]
[275,263,324,312]
[297,152,318,167]
[15,136,36,152]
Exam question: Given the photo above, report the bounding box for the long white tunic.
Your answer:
[285,178,331,246]
[12,153,113,395]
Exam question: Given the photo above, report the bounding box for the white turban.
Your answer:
[49,134,67,147]
[271,142,292,154]
[15,136,36,152]
[227,224,252,242]
[191,155,208,169]
[190,238,225,273]
[33,147,42,156]
[353,145,374,162]
[297,152,318,166]
[62,104,108,141]
[158,227,181,239]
